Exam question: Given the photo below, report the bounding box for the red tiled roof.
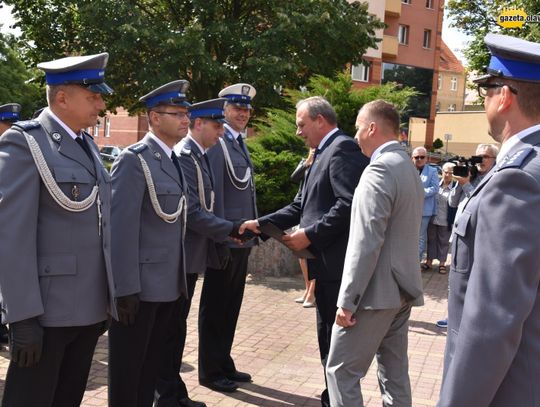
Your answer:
[440,40,464,74]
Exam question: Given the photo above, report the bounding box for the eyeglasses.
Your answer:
[413,156,426,160]
[443,171,453,174]
[478,155,495,160]
[477,83,518,98]
[154,111,191,119]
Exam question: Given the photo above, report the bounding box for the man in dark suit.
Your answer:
[326,100,424,406]
[241,96,369,406]
[438,34,540,407]
[0,53,116,407]
[198,84,258,393]
[108,80,190,407]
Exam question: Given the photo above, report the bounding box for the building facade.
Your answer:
[436,40,466,112]
[91,108,148,150]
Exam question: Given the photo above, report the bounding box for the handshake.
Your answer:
[228,219,261,243]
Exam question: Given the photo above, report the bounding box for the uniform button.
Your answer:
[44,266,50,274]
[145,258,150,262]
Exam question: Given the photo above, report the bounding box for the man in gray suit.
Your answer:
[438,34,540,407]
[198,83,258,393]
[0,53,116,407]
[108,80,190,407]
[326,100,424,407]
[155,98,246,407]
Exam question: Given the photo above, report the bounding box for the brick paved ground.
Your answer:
[0,267,448,406]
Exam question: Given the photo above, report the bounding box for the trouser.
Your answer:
[155,273,199,406]
[198,248,251,381]
[2,322,104,407]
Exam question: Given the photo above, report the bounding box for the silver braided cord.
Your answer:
[218,138,251,191]
[137,154,186,224]
[190,155,214,212]
[24,133,99,212]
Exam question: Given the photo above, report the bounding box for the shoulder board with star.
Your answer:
[12,120,41,132]
[498,147,534,171]
[128,143,148,154]
[179,142,192,157]
[223,130,234,142]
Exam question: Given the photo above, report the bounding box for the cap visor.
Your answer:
[87,82,114,95]
[472,74,492,84]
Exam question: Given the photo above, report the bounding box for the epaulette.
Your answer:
[128,143,148,154]
[498,147,534,170]
[179,143,192,156]
[12,120,41,132]
[224,131,234,142]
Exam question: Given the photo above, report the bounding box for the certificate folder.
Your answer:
[259,222,316,259]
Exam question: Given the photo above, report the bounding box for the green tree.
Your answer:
[447,0,540,72]
[432,138,444,150]
[5,0,384,113]
[249,73,418,214]
[0,32,45,119]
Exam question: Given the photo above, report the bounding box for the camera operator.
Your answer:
[448,143,499,208]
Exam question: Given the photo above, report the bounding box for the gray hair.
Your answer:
[412,146,427,156]
[476,143,499,157]
[296,96,337,125]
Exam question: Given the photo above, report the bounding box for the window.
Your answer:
[105,117,111,137]
[398,25,409,45]
[402,0,411,4]
[423,29,431,49]
[426,0,433,8]
[448,104,456,112]
[93,119,101,137]
[451,76,458,91]
[351,63,370,82]
[438,74,442,90]
[436,102,441,112]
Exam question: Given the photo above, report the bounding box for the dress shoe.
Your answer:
[225,370,252,382]
[199,378,238,393]
[294,295,306,303]
[178,397,207,407]
[302,299,316,308]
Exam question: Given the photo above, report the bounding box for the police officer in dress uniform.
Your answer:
[0,53,117,407]
[198,83,258,392]
[438,34,540,407]
[108,80,190,407]
[155,98,249,407]
[0,103,21,135]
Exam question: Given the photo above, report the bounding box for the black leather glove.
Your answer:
[116,294,140,326]
[9,317,44,368]
[229,220,257,242]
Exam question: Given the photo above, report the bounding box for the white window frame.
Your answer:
[423,29,431,49]
[351,63,370,82]
[402,0,411,4]
[105,117,111,137]
[426,0,433,8]
[438,74,442,90]
[451,76,458,91]
[398,25,409,45]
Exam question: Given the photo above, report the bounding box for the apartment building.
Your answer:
[436,40,466,112]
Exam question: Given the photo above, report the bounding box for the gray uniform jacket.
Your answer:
[338,143,424,312]
[439,130,540,407]
[177,137,233,274]
[0,108,117,326]
[110,134,188,302]
[206,126,257,249]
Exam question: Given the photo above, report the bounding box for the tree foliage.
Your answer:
[447,0,540,72]
[0,32,45,119]
[5,0,384,114]
[249,73,418,214]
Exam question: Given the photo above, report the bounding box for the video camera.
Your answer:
[449,155,483,178]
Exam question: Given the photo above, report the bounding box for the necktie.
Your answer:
[170,152,184,187]
[237,135,246,152]
[75,136,93,160]
[202,153,214,187]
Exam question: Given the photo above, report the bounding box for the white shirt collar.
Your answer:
[496,123,540,165]
[187,134,206,155]
[370,140,399,163]
[317,128,339,151]
[224,123,243,141]
[148,132,173,159]
[47,107,82,140]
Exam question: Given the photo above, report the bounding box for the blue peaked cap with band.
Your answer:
[37,52,114,94]
[474,33,540,84]
[139,80,191,109]
[0,103,22,122]
[189,98,227,123]
[218,83,256,109]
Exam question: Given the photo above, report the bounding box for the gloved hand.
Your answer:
[116,294,140,326]
[229,220,257,242]
[9,317,44,367]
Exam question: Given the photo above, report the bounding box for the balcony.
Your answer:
[385,0,401,17]
[382,35,399,57]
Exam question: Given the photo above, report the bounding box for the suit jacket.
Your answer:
[110,133,188,302]
[420,164,439,216]
[0,108,117,326]
[176,137,233,274]
[259,130,369,281]
[206,126,257,249]
[439,130,540,407]
[338,143,424,311]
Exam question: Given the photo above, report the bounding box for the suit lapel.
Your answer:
[144,135,182,187]
[39,110,96,176]
[188,138,213,186]
[225,127,251,164]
